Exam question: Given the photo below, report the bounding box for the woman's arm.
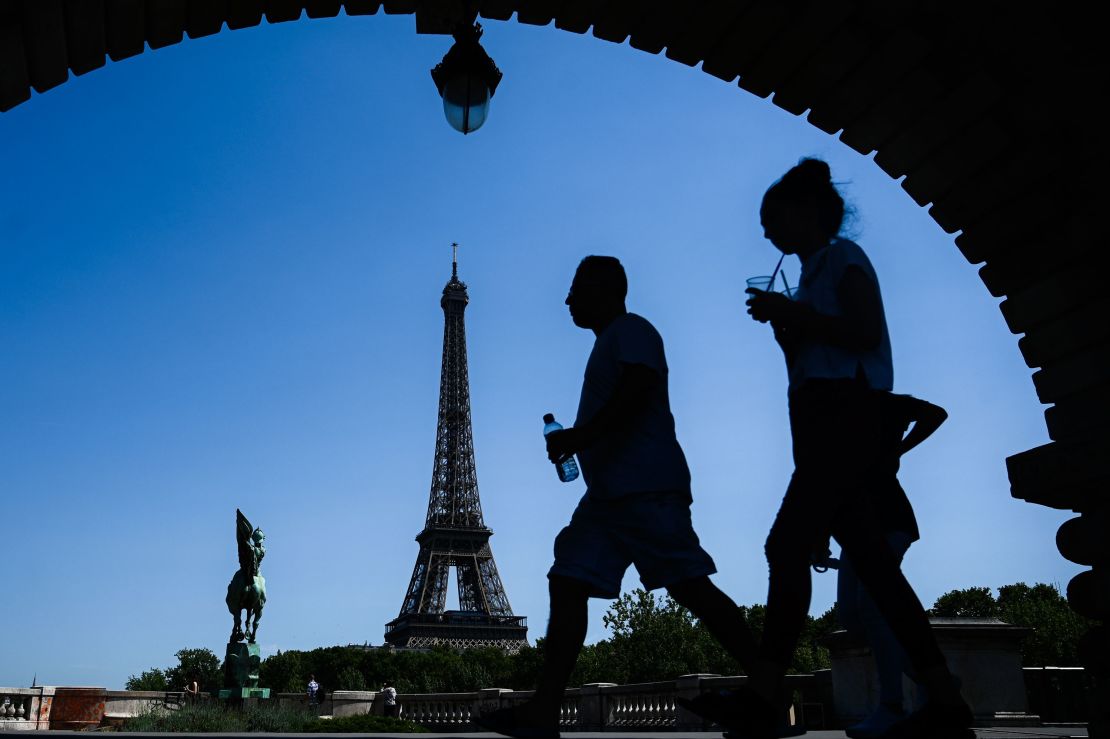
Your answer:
[900,399,948,455]
[747,265,883,351]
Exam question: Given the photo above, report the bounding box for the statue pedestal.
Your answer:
[219,641,269,703]
[218,687,271,700]
[825,618,1038,727]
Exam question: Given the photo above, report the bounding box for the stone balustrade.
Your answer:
[0,676,818,732]
[1,691,32,721]
[0,687,49,730]
[3,661,1082,731]
[374,673,818,732]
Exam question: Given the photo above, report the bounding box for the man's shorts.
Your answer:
[548,491,717,598]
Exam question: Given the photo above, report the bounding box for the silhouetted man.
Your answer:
[476,256,764,739]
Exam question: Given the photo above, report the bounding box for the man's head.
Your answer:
[566,256,627,331]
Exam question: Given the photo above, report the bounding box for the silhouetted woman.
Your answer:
[736,159,971,739]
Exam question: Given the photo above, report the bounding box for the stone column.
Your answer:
[576,683,617,730]
[675,674,721,731]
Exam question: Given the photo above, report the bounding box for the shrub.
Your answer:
[304,714,429,733]
[122,703,315,733]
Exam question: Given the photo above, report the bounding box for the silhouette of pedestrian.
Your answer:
[183,675,199,704]
[690,158,971,739]
[476,256,764,739]
[306,674,319,708]
[835,392,948,738]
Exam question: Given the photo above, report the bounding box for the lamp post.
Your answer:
[431,22,503,134]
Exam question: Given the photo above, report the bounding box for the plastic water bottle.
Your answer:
[543,413,580,483]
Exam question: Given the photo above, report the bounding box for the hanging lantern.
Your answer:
[431,23,503,134]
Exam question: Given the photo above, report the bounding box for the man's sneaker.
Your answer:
[881,700,974,739]
[472,705,560,739]
[844,704,906,739]
[677,687,804,738]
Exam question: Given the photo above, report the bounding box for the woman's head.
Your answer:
[760,158,848,255]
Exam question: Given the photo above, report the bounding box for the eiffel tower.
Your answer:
[384,246,528,652]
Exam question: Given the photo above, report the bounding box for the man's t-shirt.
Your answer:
[573,313,691,499]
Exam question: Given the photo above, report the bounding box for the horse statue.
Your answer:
[226,509,266,643]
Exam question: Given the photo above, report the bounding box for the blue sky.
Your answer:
[0,12,1077,689]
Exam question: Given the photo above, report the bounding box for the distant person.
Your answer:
[477,256,769,738]
[306,674,319,707]
[381,681,398,718]
[835,393,948,738]
[183,676,199,703]
[685,158,971,739]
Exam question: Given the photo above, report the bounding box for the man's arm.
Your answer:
[747,266,883,350]
[546,362,658,461]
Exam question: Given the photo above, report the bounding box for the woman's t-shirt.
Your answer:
[789,238,893,393]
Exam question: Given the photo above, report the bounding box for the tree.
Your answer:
[259,649,308,693]
[125,668,169,691]
[600,588,715,683]
[997,582,1091,666]
[165,648,222,693]
[336,665,369,691]
[794,604,837,673]
[930,586,998,618]
[596,588,833,682]
[930,583,1090,666]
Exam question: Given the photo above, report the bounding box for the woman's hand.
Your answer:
[745,288,800,324]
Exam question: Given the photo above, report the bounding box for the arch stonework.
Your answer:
[2,0,1106,723]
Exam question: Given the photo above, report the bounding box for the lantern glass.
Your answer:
[442,75,491,134]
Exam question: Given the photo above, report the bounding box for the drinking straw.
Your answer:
[767,252,785,290]
[781,270,791,295]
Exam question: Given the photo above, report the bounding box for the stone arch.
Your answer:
[1,0,1106,714]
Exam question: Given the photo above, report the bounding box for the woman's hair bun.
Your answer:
[787,157,831,186]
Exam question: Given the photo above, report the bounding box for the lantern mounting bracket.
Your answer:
[415,0,478,35]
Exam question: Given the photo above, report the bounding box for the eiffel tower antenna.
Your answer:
[384,252,528,651]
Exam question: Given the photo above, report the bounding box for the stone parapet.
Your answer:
[826,617,1037,727]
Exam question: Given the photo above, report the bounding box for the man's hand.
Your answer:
[745,288,800,324]
[546,427,587,463]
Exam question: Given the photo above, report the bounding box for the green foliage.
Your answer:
[998,583,1091,665]
[121,703,428,733]
[336,665,369,691]
[255,589,838,693]
[125,648,222,694]
[591,589,833,682]
[260,644,521,696]
[131,579,1085,699]
[930,583,1090,666]
[125,668,169,692]
[166,648,223,694]
[595,589,736,683]
[930,586,998,618]
[795,604,838,674]
[305,715,429,733]
[123,703,314,732]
